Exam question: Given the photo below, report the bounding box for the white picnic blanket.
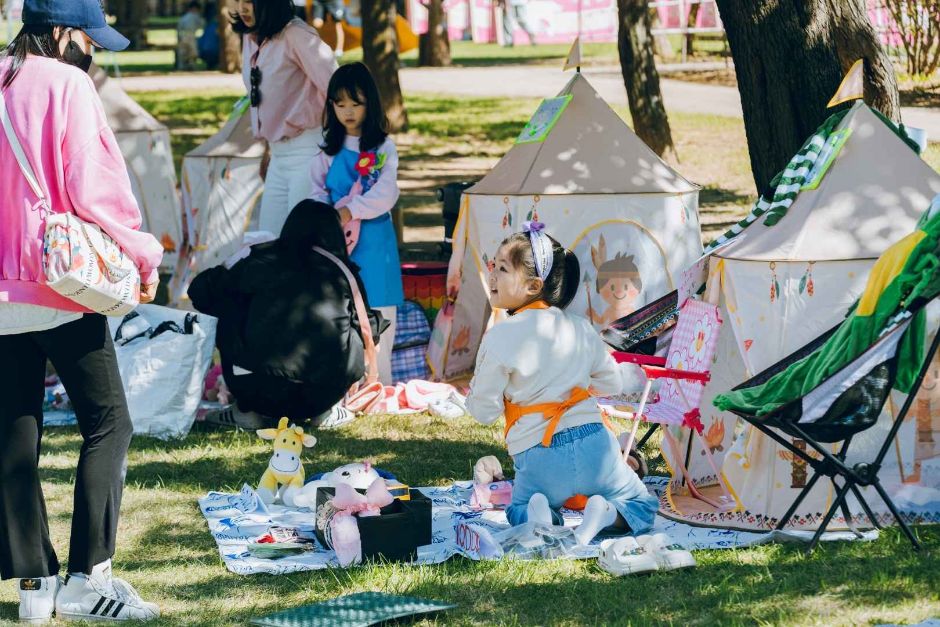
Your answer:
[198,477,876,575]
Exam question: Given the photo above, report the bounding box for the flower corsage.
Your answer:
[354,151,388,186]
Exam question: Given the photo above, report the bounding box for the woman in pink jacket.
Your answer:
[0,0,162,621]
[232,0,337,234]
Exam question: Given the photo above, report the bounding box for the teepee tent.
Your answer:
[429,72,703,379]
[91,64,181,270]
[659,101,940,531]
[170,104,265,302]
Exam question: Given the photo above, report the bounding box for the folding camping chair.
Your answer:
[598,299,736,511]
[723,302,939,552]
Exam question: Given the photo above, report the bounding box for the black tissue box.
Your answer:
[314,488,432,563]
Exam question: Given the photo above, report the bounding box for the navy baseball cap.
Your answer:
[23,0,130,52]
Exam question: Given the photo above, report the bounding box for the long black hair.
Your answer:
[320,62,388,156]
[500,231,581,311]
[2,25,61,89]
[230,0,295,45]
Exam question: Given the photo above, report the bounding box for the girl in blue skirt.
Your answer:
[310,62,403,384]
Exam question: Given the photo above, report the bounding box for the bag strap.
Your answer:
[0,91,49,209]
[312,246,379,384]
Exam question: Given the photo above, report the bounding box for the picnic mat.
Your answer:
[249,592,456,627]
[198,477,877,575]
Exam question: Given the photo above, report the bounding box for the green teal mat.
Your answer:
[250,592,456,627]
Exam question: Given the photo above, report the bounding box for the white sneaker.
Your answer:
[597,536,660,576]
[17,575,58,623]
[56,560,159,621]
[428,395,466,420]
[637,533,697,571]
[313,404,355,429]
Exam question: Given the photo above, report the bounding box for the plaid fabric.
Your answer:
[392,345,430,384]
[392,301,431,383]
[394,300,431,349]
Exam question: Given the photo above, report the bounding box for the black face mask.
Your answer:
[62,39,93,73]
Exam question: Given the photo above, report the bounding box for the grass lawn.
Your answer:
[0,418,937,626]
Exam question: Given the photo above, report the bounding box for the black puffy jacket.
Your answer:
[188,200,387,420]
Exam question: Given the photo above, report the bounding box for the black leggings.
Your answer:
[0,314,133,579]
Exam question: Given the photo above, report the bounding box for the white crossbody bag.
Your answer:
[1,92,140,316]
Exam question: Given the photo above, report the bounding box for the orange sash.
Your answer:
[501,297,618,508]
[504,386,593,447]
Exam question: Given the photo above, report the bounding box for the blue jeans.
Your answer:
[506,423,659,534]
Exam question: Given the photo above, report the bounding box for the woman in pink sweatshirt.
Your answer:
[0,0,162,621]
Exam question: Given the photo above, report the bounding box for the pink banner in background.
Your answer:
[409,0,474,40]
[468,0,617,45]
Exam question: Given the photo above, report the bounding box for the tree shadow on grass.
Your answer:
[699,186,752,209]
[115,431,508,493]
[24,423,511,492]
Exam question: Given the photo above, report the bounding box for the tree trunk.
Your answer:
[715,0,899,194]
[617,0,677,160]
[685,2,701,57]
[218,0,242,74]
[113,0,150,50]
[362,0,409,132]
[418,0,452,67]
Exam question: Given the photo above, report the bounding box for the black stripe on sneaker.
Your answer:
[91,596,107,616]
[103,599,115,615]
[112,602,125,618]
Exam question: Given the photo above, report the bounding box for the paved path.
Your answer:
[119,63,940,140]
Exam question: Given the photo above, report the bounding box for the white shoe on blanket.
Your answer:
[637,533,697,571]
[598,536,659,576]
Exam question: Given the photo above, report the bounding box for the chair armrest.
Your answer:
[640,365,711,383]
[612,352,667,367]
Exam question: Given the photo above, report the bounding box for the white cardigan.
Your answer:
[467,306,633,455]
[309,134,400,221]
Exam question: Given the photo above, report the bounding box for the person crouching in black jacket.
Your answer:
[188,200,387,427]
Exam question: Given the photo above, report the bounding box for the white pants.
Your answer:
[258,128,322,234]
[376,305,397,385]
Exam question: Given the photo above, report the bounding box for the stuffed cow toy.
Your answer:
[257,417,317,506]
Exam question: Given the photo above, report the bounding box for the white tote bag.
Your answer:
[108,305,218,439]
[1,92,140,316]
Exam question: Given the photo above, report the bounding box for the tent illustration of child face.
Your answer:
[587,234,643,327]
[569,221,673,332]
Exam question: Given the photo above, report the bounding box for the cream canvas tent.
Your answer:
[170,105,265,302]
[91,64,180,270]
[659,101,940,530]
[429,72,703,379]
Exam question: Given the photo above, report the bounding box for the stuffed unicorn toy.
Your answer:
[256,417,317,506]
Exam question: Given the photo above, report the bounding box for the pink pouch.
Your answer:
[343,219,361,255]
[470,481,514,509]
[336,179,363,254]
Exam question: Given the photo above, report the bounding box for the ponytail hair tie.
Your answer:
[522,221,553,281]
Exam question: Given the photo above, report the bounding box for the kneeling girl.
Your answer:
[466,222,658,545]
